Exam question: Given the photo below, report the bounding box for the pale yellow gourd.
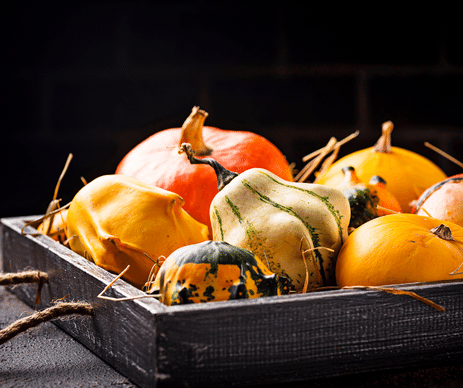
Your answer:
[181,144,351,292]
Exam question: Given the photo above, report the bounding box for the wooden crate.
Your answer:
[2,215,463,388]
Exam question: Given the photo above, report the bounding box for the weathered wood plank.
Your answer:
[152,281,463,387]
[3,215,463,388]
[1,216,164,388]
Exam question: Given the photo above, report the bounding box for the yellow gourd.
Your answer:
[316,121,447,212]
[336,213,463,287]
[66,174,209,289]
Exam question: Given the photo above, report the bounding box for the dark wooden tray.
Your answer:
[2,216,463,388]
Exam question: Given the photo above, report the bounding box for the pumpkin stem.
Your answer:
[179,106,213,156]
[179,143,238,191]
[431,224,456,241]
[373,121,393,153]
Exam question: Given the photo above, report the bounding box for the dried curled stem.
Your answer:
[179,142,238,191]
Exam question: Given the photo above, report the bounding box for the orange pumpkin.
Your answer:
[316,121,447,212]
[412,174,463,227]
[116,107,294,231]
[336,213,463,287]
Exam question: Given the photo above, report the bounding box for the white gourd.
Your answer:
[210,169,351,291]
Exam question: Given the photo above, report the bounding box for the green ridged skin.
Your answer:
[210,168,351,291]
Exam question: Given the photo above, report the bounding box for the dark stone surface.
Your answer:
[0,286,137,388]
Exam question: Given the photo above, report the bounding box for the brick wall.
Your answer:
[1,2,462,218]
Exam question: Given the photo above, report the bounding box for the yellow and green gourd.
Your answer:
[180,143,351,292]
[149,240,291,305]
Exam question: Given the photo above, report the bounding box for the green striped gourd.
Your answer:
[180,144,351,292]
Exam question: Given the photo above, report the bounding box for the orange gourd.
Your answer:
[115,107,294,231]
[368,175,402,216]
[316,121,447,212]
[336,213,463,287]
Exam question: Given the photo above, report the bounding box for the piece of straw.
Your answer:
[341,285,445,312]
[302,130,359,162]
[296,131,359,182]
[295,137,338,182]
[425,142,463,169]
[97,265,161,302]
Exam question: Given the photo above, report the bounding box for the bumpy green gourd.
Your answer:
[150,240,291,305]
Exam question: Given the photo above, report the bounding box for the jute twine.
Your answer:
[0,270,93,345]
[0,270,49,304]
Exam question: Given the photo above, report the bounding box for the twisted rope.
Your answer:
[0,270,93,345]
[0,302,93,345]
[0,270,49,304]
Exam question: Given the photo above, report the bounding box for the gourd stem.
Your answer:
[178,106,213,156]
[373,121,393,153]
[339,166,362,188]
[369,175,387,186]
[431,224,455,241]
[180,143,238,191]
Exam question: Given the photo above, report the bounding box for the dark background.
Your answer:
[1,2,462,219]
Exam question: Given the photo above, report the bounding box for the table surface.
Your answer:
[3,286,463,388]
